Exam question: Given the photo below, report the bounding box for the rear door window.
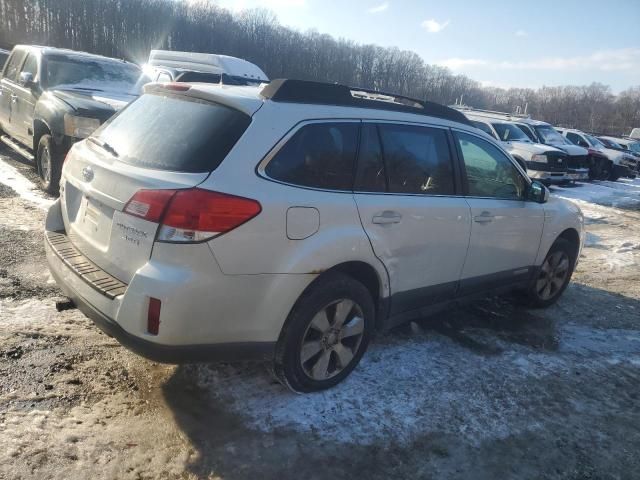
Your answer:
[378,124,455,195]
[265,122,359,191]
[92,93,251,173]
[354,123,386,192]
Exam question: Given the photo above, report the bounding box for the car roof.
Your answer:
[148,50,269,81]
[145,79,475,129]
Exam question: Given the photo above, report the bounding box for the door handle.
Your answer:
[474,211,494,223]
[372,211,402,224]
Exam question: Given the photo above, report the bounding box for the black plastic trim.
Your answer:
[260,79,472,126]
[47,264,275,364]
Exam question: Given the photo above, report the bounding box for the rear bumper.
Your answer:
[47,260,275,363]
[46,235,276,363]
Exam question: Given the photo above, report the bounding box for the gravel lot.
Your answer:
[1,148,639,480]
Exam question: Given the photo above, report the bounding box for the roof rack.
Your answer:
[452,105,531,121]
[260,79,471,126]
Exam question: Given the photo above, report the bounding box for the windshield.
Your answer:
[601,138,622,149]
[492,123,530,142]
[585,134,605,148]
[535,125,567,144]
[44,54,144,95]
[628,142,640,154]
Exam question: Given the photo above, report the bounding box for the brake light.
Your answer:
[123,188,261,243]
[124,189,176,223]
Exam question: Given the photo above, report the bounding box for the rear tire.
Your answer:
[273,272,374,393]
[36,135,63,196]
[521,238,576,308]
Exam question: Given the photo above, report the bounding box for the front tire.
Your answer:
[274,272,374,393]
[522,239,576,308]
[36,135,63,196]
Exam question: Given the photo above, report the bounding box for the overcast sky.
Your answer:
[215,0,640,92]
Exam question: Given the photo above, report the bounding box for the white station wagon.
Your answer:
[45,79,584,391]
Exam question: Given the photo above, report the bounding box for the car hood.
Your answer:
[549,143,588,156]
[51,89,136,116]
[504,141,563,155]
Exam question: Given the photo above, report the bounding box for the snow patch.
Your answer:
[0,158,53,210]
[193,322,640,446]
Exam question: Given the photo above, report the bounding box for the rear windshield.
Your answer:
[91,93,251,173]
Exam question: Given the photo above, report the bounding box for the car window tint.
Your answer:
[516,123,537,142]
[355,123,386,192]
[177,71,221,83]
[21,54,38,77]
[94,93,251,173]
[472,121,496,139]
[566,132,584,146]
[456,131,526,200]
[378,124,454,195]
[3,51,26,82]
[266,123,359,191]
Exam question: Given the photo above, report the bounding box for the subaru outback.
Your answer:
[45,79,584,392]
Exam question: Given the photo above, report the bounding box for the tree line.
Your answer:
[1,0,638,135]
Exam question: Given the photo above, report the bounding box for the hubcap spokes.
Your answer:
[41,148,51,182]
[536,251,570,300]
[300,299,365,381]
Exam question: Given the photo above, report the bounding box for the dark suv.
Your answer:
[0,45,145,193]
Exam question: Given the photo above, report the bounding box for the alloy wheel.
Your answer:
[299,299,365,381]
[536,251,570,300]
[40,147,51,183]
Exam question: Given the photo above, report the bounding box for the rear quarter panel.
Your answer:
[201,102,391,297]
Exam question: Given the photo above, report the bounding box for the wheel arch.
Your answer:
[285,260,389,335]
[557,227,581,261]
[33,119,52,157]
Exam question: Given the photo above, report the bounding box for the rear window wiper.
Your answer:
[88,137,119,157]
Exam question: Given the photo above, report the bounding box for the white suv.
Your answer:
[45,79,584,392]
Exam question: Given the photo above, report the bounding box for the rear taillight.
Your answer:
[124,189,176,223]
[123,188,261,243]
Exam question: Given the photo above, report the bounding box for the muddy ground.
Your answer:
[1,148,639,480]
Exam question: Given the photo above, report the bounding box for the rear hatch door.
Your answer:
[60,90,252,283]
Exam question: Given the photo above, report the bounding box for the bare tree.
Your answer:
[0,0,637,134]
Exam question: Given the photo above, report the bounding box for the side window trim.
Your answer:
[452,127,531,201]
[256,118,362,193]
[354,120,459,197]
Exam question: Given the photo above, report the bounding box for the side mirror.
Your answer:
[18,71,34,88]
[529,180,549,204]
